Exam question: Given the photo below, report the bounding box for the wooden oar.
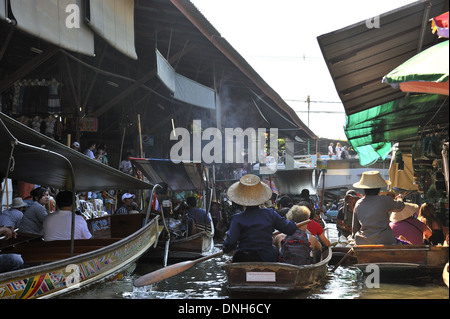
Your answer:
[134,251,224,287]
[331,247,354,272]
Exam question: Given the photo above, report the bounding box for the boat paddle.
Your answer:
[134,220,312,287]
[134,250,224,287]
[331,247,354,272]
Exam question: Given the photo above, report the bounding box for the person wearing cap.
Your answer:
[71,141,80,151]
[336,190,359,237]
[223,174,297,262]
[389,203,431,245]
[43,191,92,241]
[352,171,405,245]
[18,187,49,235]
[115,193,137,215]
[0,197,27,228]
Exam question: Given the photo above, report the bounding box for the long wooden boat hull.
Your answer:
[222,247,332,294]
[0,216,159,299]
[352,245,449,275]
[148,231,214,261]
[163,231,213,253]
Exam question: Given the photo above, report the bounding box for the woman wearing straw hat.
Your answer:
[223,174,297,262]
[352,171,405,245]
[389,203,431,245]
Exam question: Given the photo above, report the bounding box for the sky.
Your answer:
[190,0,417,140]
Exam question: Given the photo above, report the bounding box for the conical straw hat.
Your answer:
[390,203,419,222]
[353,170,390,189]
[227,174,272,206]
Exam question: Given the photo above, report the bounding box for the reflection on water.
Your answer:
[59,224,448,300]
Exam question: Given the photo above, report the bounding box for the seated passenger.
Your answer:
[43,191,92,241]
[352,171,405,245]
[274,205,322,265]
[223,174,297,262]
[304,210,331,248]
[186,196,211,235]
[0,226,23,273]
[390,203,431,245]
[0,197,27,228]
[115,193,138,215]
[417,203,445,245]
[18,187,49,235]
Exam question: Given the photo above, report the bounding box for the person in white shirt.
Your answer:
[43,191,92,241]
[328,143,334,158]
[84,141,96,159]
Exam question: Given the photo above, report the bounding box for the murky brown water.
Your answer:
[59,224,449,300]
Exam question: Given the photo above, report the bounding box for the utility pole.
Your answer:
[307,95,310,155]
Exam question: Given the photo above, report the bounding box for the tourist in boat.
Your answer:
[115,193,138,215]
[274,205,322,265]
[389,203,432,245]
[336,190,359,237]
[0,226,24,273]
[223,174,297,262]
[0,197,27,228]
[18,187,49,235]
[186,196,212,235]
[43,190,92,241]
[417,203,445,245]
[303,207,331,248]
[276,195,293,217]
[352,171,405,245]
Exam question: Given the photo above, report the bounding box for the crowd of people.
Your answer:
[2,169,447,274]
[220,171,448,268]
[335,171,447,246]
[328,142,357,159]
[222,174,331,265]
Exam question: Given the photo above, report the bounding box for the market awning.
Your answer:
[317,0,448,116]
[344,94,446,165]
[382,40,449,95]
[131,158,206,191]
[0,113,153,191]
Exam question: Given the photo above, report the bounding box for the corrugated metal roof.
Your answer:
[317,0,448,116]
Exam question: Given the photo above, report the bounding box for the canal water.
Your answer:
[59,224,449,300]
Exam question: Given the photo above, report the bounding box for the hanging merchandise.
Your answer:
[47,78,62,114]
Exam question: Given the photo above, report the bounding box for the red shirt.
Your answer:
[307,219,323,236]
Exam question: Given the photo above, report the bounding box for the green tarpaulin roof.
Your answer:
[344,94,444,166]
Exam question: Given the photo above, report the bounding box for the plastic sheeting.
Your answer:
[156,50,216,110]
[344,94,443,166]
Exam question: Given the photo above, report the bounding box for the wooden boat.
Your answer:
[149,226,214,261]
[330,246,357,265]
[162,230,213,254]
[131,158,215,259]
[222,247,332,294]
[352,244,449,276]
[0,214,160,299]
[0,113,161,298]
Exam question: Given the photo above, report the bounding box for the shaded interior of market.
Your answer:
[0,0,449,299]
